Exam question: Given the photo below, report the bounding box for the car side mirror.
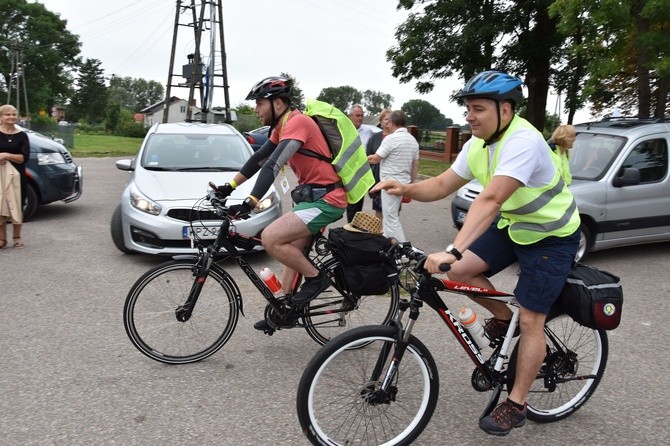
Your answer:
[612,167,641,187]
[116,158,135,171]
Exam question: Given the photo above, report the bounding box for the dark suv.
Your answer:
[22,128,83,220]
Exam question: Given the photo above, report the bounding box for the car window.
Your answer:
[571,134,624,180]
[142,134,251,169]
[621,138,668,183]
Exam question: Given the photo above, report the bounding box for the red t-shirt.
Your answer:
[271,110,347,208]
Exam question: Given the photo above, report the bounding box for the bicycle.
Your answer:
[296,242,608,445]
[123,190,401,365]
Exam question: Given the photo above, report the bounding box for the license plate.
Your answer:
[183,225,221,240]
[456,210,467,224]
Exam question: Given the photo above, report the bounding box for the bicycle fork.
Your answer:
[366,299,417,405]
[175,255,214,322]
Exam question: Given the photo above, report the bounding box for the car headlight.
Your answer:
[37,152,66,165]
[129,184,161,215]
[253,191,279,213]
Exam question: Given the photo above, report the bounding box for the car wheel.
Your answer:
[23,183,39,221]
[575,223,592,262]
[111,205,134,254]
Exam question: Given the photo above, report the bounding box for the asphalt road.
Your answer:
[1,157,668,445]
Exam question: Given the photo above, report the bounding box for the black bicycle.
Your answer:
[123,191,400,364]
[296,242,608,445]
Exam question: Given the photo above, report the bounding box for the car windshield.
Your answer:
[570,133,625,180]
[141,133,251,171]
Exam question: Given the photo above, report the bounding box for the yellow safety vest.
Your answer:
[466,115,580,244]
[303,99,375,204]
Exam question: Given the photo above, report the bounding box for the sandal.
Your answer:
[13,237,24,248]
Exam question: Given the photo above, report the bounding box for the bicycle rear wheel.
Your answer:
[507,314,608,422]
[123,260,240,364]
[297,326,438,445]
[302,259,400,345]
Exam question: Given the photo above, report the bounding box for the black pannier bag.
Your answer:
[557,262,623,330]
[327,227,397,295]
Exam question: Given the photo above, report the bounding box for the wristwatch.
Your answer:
[445,244,463,260]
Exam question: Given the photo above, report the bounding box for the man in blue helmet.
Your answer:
[373,70,580,435]
[213,76,347,332]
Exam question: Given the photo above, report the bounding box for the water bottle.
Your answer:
[458,307,488,350]
[260,267,283,297]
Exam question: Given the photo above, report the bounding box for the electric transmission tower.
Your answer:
[3,42,30,124]
[162,0,231,123]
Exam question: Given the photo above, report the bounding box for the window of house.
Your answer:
[180,105,186,113]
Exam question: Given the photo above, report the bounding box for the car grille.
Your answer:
[167,208,220,222]
[462,188,481,200]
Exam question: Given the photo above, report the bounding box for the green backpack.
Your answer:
[300,99,375,204]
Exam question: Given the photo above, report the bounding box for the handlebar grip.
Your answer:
[439,263,451,272]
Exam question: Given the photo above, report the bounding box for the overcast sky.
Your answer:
[36,0,588,124]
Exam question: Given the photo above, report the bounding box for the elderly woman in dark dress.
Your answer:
[0,104,30,248]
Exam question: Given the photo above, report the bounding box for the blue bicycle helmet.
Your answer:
[456,71,524,106]
[245,76,293,100]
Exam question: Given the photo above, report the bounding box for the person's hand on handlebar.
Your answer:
[424,251,457,274]
[228,197,255,219]
[209,181,235,199]
[370,179,406,197]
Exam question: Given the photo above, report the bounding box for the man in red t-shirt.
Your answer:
[214,76,346,331]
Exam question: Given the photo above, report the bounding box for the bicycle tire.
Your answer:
[123,260,240,364]
[297,325,439,446]
[301,258,400,345]
[507,314,608,422]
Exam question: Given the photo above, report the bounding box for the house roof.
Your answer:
[140,96,186,114]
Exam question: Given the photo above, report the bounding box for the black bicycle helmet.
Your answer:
[456,71,524,106]
[245,76,293,100]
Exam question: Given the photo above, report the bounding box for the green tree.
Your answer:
[362,90,394,115]
[108,75,164,112]
[0,0,81,116]
[68,58,108,124]
[401,99,446,130]
[551,0,670,118]
[317,86,363,113]
[389,0,562,131]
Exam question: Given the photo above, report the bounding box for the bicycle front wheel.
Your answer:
[297,326,439,446]
[507,314,608,422]
[123,260,240,364]
[302,259,400,345]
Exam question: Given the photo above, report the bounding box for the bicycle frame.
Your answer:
[178,210,355,324]
[380,269,521,417]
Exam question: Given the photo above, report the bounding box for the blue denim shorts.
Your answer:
[468,224,580,314]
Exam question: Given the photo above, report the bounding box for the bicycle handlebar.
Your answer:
[389,241,451,274]
[206,189,252,220]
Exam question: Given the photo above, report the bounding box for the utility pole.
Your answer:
[4,42,30,125]
[162,0,231,124]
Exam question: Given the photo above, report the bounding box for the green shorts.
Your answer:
[293,199,345,235]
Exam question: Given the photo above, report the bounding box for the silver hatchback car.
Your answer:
[111,122,282,255]
[451,118,670,260]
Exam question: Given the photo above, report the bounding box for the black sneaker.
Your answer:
[291,271,330,305]
[479,400,527,436]
[484,318,520,344]
[254,319,274,332]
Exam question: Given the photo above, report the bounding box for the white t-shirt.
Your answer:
[451,127,555,188]
[376,127,420,184]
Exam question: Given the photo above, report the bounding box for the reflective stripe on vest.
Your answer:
[466,115,580,244]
